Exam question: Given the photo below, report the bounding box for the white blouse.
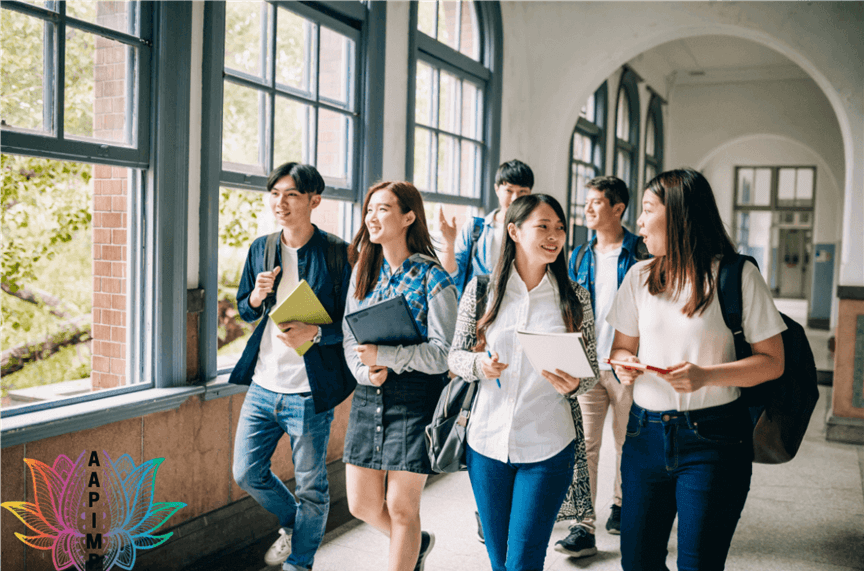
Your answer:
[449,268,598,464]
[607,259,786,412]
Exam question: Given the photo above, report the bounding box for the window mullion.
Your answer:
[56,3,66,139]
[43,17,56,135]
[266,4,277,173]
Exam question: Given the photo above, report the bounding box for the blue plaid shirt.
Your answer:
[360,254,454,339]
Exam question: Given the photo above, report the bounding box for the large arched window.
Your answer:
[408,1,502,226]
[644,93,664,184]
[613,68,640,229]
[567,83,607,250]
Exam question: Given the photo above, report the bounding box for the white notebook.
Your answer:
[515,330,594,378]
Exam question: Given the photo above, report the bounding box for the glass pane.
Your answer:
[1,10,46,131]
[461,80,481,140]
[581,93,595,122]
[222,81,264,172]
[276,7,314,93]
[581,134,593,164]
[616,91,629,140]
[754,168,771,206]
[437,133,457,194]
[415,61,433,126]
[316,108,353,188]
[735,211,773,283]
[413,127,431,191]
[459,141,481,198]
[66,29,133,144]
[645,114,655,156]
[319,26,354,108]
[274,96,313,168]
[645,163,657,184]
[66,0,139,34]
[437,1,458,52]
[67,1,135,36]
[417,1,437,37]
[2,155,135,409]
[459,0,479,60]
[224,1,269,79]
[777,168,796,206]
[796,168,814,204]
[217,186,272,370]
[616,149,631,184]
[737,168,753,205]
[572,132,583,163]
[439,70,458,134]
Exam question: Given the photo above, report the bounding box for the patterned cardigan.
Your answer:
[447,274,600,522]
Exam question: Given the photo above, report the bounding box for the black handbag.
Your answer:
[425,275,490,473]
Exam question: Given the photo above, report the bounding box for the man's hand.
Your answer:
[368,365,388,386]
[249,267,281,308]
[276,321,318,350]
[438,206,458,246]
[541,369,582,395]
[354,344,379,367]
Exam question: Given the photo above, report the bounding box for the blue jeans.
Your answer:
[466,442,576,571]
[621,401,753,571]
[233,383,334,571]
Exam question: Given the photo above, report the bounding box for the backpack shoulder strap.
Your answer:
[574,242,591,275]
[463,217,485,291]
[718,253,758,359]
[474,274,490,320]
[322,231,348,303]
[634,236,651,261]
[262,231,282,311]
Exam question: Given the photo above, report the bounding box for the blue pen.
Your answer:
[486,350,502,388]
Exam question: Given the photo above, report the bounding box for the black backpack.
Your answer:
[261,230,347,315]
[717,254,819,464]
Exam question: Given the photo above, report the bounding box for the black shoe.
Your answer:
[475,510,485,544]
[554,526,598,558]
[606,504,622,535]
[415,531,435,571]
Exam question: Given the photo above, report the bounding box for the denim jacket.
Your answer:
[228,226,356,413]
[450,209,499,298]
[567,227,645,311]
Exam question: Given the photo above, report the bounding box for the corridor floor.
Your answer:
[303,383,864,571]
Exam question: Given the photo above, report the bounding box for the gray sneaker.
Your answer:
[264,528,292,566]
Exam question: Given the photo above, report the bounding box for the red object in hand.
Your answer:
[604,358,672,375]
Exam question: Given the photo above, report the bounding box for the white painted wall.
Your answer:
[492,1,862,285]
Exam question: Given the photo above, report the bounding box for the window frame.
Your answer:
[613,67,640,229]
[644,92,664,183]
[0,0,152,167]
[566,82,607,251]
[406,0,503,212]
[197,1,385,386]
[1,2,198,441]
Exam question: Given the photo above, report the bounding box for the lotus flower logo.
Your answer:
[2,451,185,571]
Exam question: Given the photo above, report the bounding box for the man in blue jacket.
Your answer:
[229,162,354,571]
[555,176,649,559]
[438,159,534,297]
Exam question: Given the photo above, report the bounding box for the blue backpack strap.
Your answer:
[463,217,485,292]
[262,231,282,313]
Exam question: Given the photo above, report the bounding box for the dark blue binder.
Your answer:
[345,295,423,346]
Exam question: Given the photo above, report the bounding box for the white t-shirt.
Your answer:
[251,243,311,394]
[607,259,786,412]
[593,246,621,370]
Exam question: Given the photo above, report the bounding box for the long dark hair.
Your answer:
[349,181,438,300]
[641,168,737,317]
[475,194,583,351]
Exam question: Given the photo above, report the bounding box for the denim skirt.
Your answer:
[343,371,446,474]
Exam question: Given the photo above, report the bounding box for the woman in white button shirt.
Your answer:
[448,194,599,571]
[608,169,786,571]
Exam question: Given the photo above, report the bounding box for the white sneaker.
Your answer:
[264,528,292,566]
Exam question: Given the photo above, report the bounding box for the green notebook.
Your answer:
[268,279,332,356]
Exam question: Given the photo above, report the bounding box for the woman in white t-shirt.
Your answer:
[448,194,599,571]
[607,169,786,571]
